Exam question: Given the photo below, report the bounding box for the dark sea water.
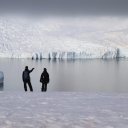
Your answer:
[0,58,128,92]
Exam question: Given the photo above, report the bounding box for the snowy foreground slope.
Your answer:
[0,16,128,59]
[0,92,128,128]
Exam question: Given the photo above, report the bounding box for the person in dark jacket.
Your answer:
[40,68,49,92]
[22,66,34,92]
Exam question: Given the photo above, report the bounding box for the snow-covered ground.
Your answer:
[0,16,128,59]
[0,92,128,128]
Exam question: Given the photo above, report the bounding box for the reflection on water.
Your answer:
[0,58,128,92]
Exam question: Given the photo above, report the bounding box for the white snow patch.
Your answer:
[0,92,128,127]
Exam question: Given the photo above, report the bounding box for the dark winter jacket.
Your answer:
[40,71,49,84]
[22,69,34,82]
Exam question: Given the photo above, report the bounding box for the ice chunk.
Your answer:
[0,71,4,84]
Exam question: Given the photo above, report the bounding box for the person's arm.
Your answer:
[47,73,50,83]
[29,68,34,73]
[22,71,24,81]
[40,73,43,82]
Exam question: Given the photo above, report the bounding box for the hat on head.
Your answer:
[25,66,28,70]
[44,68,47,71]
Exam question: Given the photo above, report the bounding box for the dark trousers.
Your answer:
[24,80,33,92]
[41,83,47,92]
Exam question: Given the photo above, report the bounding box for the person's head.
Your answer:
[25,66,28,70]
[44,68,47,72]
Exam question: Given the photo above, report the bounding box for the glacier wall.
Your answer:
[32,48,118,60]
[0,15,128,59]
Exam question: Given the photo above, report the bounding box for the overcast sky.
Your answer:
[0,0,128,16]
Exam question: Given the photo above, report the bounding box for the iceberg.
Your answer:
[0,71,4,84]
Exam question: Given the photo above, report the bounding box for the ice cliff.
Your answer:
[0,15,128,59]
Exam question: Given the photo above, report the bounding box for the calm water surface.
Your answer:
[0,58,128,92]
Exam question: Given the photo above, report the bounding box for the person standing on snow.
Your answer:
[22,66,34,92]
[40,68,49,92]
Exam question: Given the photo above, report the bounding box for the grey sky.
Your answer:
[0,0,128,16]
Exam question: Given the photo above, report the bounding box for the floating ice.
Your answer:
[0,71,4,84]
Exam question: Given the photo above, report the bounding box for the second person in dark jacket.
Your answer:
[40,68,49,92]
